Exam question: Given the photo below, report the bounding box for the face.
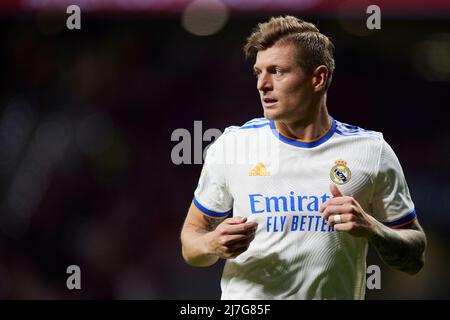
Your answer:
[253,43,315,122]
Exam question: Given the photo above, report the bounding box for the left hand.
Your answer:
[319,184,378,238]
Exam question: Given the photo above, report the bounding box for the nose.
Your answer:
[257,72,273,93]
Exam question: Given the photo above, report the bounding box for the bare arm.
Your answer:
[180,201,258,267]
[321,184,426,275]
[368,219,426,275]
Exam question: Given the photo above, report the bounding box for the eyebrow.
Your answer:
[253,64,281,72]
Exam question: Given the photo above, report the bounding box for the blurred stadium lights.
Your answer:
[0,103,119,238]
[35,9,66,35]
[181,0,229,36]
[114,264,157,299]
[412,33,450,82]
[0,0,449,302]
[0,0,445,15]
[223,0,319,11]
[0,97,37,171]
[1,112,71,238]
[337,0,375,37]
[0,97,39,238]
[76,112,115,157]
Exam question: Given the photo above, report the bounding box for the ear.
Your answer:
[312,65,329,92]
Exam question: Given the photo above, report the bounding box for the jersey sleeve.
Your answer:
[371,140,417,228]
[193,134,233,218]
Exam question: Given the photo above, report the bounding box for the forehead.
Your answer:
[254,43,299,69]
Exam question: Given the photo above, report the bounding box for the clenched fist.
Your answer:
[206,216,258,259]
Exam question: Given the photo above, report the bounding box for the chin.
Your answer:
[263,109,282,121]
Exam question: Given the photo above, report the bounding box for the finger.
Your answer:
[226,239,253,255]
[225,216,247,224]
[330,183,344,197]
[221,233,257,258]
[333,222,356,232]
[322,204,344,220]
[327,213,355,227]
[227,247,248,259]
[221,232,255,246]
[319,197,353,212]
[224,222,258,235]
[322,204,353,220]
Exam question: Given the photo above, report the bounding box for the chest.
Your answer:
[227,143,377,210]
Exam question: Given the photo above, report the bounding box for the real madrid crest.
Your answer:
[330,159,351,185]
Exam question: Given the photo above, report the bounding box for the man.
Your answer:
[180,16,426,299]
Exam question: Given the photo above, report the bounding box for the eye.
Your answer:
[275,68,283,76]
[253,70,261,78]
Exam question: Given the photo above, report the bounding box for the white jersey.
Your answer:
[193,117,416,300]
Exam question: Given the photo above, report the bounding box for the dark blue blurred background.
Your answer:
[0,0,449,299]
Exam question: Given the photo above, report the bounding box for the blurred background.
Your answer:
[0,0,449,299]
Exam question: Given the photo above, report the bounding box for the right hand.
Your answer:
[206,216,258,259]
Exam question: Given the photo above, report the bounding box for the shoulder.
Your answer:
[333,119,387,160]
[223,117,271,135]
[219,117,271,141]
[334,119,383,141]
[333,119,405,169]
[206,117,270,156]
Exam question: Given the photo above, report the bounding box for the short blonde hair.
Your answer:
[243,16,335,90]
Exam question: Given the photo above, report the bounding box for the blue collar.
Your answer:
[270,117,336,148]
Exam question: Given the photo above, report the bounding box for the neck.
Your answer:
[276,96,330,141]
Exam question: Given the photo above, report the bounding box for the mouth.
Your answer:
[262,97,278,108]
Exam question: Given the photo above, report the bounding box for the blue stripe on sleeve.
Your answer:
[382,210,417,227]
[193,197,231,218]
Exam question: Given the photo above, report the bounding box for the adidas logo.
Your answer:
[249,162,270,176]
